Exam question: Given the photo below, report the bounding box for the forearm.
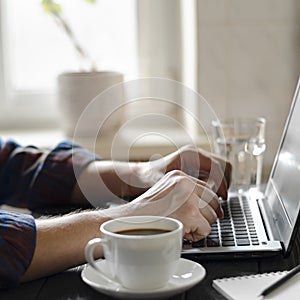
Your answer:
[71,161,160,206]
[21,198,163,283]
[21,211,110,282]
[21,198,157,283]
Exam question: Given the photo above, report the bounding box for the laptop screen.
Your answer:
[266,78,300,252]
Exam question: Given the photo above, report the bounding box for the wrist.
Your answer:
[127,162,165,198]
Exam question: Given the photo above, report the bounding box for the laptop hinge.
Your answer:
[257,197,281,241]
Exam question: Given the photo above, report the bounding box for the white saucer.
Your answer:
[81,258,206,299]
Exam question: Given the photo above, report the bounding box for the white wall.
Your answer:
[196,0,300,179]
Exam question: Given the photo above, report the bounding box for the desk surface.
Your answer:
[2,230,300,300]
[1,203,300,300]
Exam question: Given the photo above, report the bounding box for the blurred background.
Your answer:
[0,0,300,181]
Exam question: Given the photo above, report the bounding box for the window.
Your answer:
[0,0,199,141]
[0,0,137,128]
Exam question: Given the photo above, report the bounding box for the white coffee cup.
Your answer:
[85,216,183,290]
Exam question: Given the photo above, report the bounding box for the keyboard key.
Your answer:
[235,235,249,240]
[222,241,236,246]
[232,218,245,223]
[221,236,235,241]
[235,227,247,232]
[221,230,234,235]
[192,239,205,248]
[207,238,220,247]
[236,239,250,246]
[221,226,233,232]
[221,233,234,238]
[219,220,232,225]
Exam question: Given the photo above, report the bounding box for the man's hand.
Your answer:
[139,145,231,200]
[122,170,223,241]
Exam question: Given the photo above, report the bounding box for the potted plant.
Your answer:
[41,0,124,138]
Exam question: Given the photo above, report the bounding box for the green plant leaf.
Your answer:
[41,0,62,15]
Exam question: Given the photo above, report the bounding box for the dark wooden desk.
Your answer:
[1,209,300,300]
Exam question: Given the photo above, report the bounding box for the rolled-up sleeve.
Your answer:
[26,141,99,209]
[0,139,99,209]
[0,210,36,289]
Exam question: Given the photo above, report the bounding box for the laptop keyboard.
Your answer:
[183,195,260,248]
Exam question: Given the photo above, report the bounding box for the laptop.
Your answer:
[182,78,300,259]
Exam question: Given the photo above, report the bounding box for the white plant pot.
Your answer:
[57,71,124,138]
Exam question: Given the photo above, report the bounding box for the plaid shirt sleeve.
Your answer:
[0,210,36,289]
[0,138,99,288]
[0,139,99,209]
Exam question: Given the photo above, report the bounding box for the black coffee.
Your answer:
[115,228,171,236]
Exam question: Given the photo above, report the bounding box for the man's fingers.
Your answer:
[184,175,223,218]
[182,213,211,241]
[210,153,232,188]
[198,198,218,224]
[180,146,231,199]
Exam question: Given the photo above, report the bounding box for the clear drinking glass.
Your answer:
[212,118,266,189]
